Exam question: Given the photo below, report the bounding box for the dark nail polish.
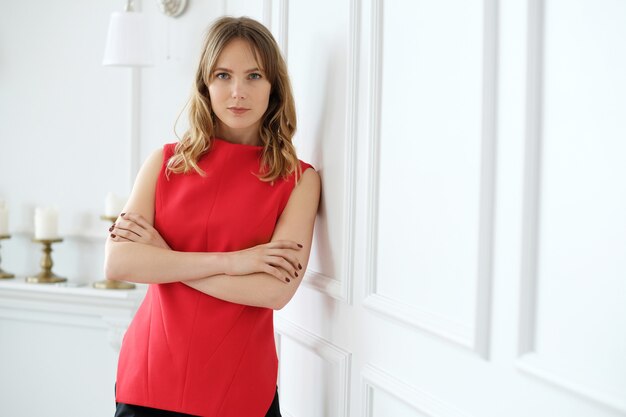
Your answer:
[120,212,126,217]
[108,226,114,232]
[298,263,302,270]
[110,234,116,238]
[286,277,291,283]
[295,272,298,277]
[297,244,303,248]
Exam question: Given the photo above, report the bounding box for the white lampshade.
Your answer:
[103,11,154,67]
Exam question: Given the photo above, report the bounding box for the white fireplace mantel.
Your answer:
[0,279,145,351]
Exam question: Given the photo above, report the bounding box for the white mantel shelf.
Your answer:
[0,279,146,350]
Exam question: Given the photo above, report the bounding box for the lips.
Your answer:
[228,107,250,115]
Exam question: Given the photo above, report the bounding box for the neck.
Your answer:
[215,123,261,146]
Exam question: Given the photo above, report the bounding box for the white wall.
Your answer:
[0,283,144,417]
[1,1,625,417]
[0,0,128,283]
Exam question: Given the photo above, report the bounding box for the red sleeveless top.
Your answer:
[115,139,313,417]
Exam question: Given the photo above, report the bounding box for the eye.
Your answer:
[249,73,262,80]
[215,72,230,80]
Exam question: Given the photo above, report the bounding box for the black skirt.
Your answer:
[114,387,282,417]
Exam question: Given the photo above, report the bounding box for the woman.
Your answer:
[105,16,320,417]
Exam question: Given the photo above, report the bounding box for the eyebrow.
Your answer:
[213,67,264,73]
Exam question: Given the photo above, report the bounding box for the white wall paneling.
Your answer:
[0,281,144,417]
[272,0,290,57]
[362,365,473,417]
[364,0,496,357]
[224,0,264,21]
[0,281,144,350]
[262,0,273,28]
[0,0,130,282]
[517,0,626,413]
[275,317,351,417]
[274,0,360,303]
[518,0,544,361]
[129,68,142,189]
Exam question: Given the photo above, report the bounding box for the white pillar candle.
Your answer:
[34,207,59,240]
[104,192,126,217]
[0,201,8,236]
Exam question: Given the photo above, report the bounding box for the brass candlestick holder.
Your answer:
[0,235,15,279]
[93,215,135,290]
[26,238,66,284]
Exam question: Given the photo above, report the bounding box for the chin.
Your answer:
[224,118,261,130]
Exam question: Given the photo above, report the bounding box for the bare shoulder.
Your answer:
[297,167,321,194]
[289,167,321,210]
[144,147,165,171]
[272,167,320,248]
[122,147,165,225]
[134,147,165,190]
[273,167,318,229]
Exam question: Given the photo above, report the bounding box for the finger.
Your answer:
[122,212,151,230]
[267,249,301,271]
[261,264,290,284]
[111,228,141,242]
[266,256,298,279]
[266,240,304,250]
[113,219,142,238]
[109,233,131,242]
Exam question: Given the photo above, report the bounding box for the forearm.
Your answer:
[104,240,227,284]
[184,169,320,309]
[184,272,296,310]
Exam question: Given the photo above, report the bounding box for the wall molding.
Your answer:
[304,269,344,300]
[276,0,360,304]
[10,229,107,243]
[276,0,289,58]
[474,0,498,359]
[262,0,273,28]
[0,280,145,351]
[275,317,352,417]
[518,0,544,360]
[362,365,473,417]
[516,0,625,413]
[364,0,496,358]
[129,68,141,190]
[362,294,473,349]
[516,352,626,414]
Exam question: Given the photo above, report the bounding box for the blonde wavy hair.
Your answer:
[167,16,300,183]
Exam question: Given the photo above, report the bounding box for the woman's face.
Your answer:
[208,38,271,144]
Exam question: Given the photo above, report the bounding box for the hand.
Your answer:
[226,240,304,284]
[109,212,171,250]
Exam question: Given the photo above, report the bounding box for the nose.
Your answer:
[231,79,246,100]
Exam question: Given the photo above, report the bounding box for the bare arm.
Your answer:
[104,148,302,284]
[103,148,227,283]
[183,168,321,309]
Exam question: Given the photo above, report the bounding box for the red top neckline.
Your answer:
[212,137,263,150]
